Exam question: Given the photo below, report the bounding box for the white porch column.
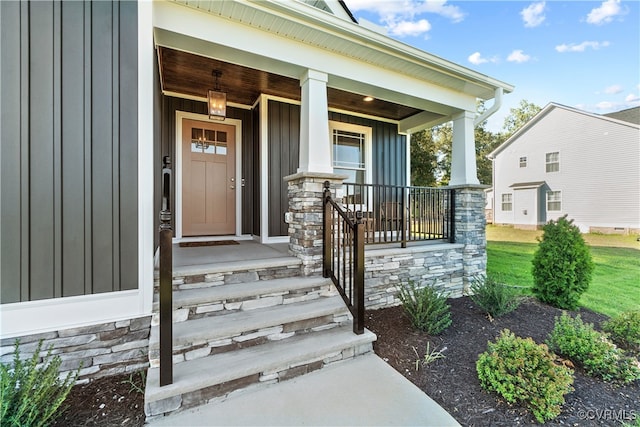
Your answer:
[450,110,480,186]
[298,69,332,174]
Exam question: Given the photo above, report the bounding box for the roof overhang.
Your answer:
[509,182,546,189]
[154,0,514,130]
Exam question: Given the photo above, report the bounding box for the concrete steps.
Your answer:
[145,258,376,421]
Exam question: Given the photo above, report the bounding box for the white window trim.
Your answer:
[501,193,513,211]
[545,151,560,173]
[329,120,372,184]
[546,190,562,212]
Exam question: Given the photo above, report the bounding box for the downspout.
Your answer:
[474,87,503,127]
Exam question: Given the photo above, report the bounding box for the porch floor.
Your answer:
[173,240,290,268]
[146,353,460,426]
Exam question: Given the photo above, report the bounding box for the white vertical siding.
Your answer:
[493,106,640,231]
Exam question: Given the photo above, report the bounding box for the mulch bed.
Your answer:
[367,297,640,426]
[52,297,639,426]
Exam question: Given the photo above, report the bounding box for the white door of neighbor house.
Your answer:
[514,188,537,227]
[182,119,236,236]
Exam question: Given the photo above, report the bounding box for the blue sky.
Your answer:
[344,0,640,132]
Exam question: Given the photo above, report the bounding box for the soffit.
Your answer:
[158,47,421,121]
[171,0,513,100]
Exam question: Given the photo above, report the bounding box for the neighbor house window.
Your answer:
[546,152,559,172]
[501,193,513,211]
[519,156,527,168]
[330,121,372,185]
[547,191,561,211]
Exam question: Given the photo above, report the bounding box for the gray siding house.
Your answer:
[1,0,513,418]
[489,103,640,233]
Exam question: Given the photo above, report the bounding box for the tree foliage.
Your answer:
[502,99,542,137]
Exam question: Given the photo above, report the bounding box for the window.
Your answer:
[546,152,559,172]
[519,156,527,168]
[330,121,372,185]
[547,191,561,211]
[501,193,513,211]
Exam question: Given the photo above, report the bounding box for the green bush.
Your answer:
[546,313,640,384]
[476,329,574,423]
[1,340,78,427]
[531,215,594,310]
[397,281,452,335]
[603,311,640,355]
[469,275,522,317]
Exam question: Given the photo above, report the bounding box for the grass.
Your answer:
[486,225,640,318]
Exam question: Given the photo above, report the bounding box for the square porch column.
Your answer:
[450,110,480,186]
[298,69,332,174]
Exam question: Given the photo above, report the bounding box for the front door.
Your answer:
[182,119,235,236]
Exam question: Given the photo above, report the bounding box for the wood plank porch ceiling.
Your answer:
[158,47,421,121]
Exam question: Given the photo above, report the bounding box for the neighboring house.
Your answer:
[1,0,512,419]
[489,103,640,233]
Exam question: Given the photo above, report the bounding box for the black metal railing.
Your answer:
[159,156,173,386]
[323,181,365,335]
[340,183,455,247]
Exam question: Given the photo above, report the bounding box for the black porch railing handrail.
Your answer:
[341,182,455,247]
[159,156,173,387]
[323,181,365,335]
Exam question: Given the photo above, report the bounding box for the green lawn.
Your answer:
[486,226,640,318]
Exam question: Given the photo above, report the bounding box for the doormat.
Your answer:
[179,240,239,248]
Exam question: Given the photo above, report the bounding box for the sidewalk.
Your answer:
[147,354,460,426]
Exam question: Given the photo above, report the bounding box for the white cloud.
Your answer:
[586,0,623,25]
[625,93,640,102]
[604,85,624,94]
[555,41,610,53]
[595,101,615,110]
[389,19,431,36]
[507,50,531,63]
[347,0,464,38]
[521,2,546,28]
[468,52,498,65]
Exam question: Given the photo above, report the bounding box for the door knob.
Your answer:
[230,185,235,190]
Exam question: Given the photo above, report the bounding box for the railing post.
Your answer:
[323,181,331,278]
[401,187,407,248]
[159,156,173,386]
[353,211,365,335]
[449,189,456,243]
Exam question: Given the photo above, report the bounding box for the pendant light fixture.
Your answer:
[208,70,226,121]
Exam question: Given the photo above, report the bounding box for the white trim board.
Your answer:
[175,111,244,239]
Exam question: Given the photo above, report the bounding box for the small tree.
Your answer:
[531,216,594,309]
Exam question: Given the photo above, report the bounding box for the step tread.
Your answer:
[154,257,302,280]
[149,295,348,348]
[145,325,376,403]
[153,276,332,309]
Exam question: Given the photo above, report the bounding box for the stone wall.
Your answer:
[452,186,487,292]
[0,316,151,384]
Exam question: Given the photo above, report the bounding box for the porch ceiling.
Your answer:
[158,47,422,121]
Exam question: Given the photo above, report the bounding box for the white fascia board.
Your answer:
[153,2,478,113]
[0,291,145,339]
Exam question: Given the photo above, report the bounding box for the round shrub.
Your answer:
[397,281,452,335]
[477,329,574,423]
[469,275,522,317]
[547,313,640,384]
[531,215,594,310]
[603,310,640,355]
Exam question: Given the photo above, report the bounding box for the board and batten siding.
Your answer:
[1,1,138,304]
[265,100,407,237]
[493,106,640,231]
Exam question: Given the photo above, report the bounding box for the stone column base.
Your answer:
[284,172,347,276]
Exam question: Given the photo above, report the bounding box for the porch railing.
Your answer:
[340,183,455,247]
[323,181,365,335]
[159,156,173,386]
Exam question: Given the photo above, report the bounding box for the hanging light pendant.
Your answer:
[208,70,226,121]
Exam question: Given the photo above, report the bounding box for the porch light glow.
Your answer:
[208,70,226,121]
[363,96,374,102]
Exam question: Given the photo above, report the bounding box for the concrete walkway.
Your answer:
[147,354,460,427]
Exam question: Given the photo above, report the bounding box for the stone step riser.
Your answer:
[145,341,374,419]
[153,264,302,292]
[149,311,351,367]
[151,284,336,324]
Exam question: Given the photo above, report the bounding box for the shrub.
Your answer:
[531,215,594,310]
[603,311,640,355]
[476,329,574,423]
[546,313,640,384]
[469,275,522,317]
[398,281,452,335]
[1,340,78,427]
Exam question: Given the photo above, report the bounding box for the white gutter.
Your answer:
[474,87,503,127]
